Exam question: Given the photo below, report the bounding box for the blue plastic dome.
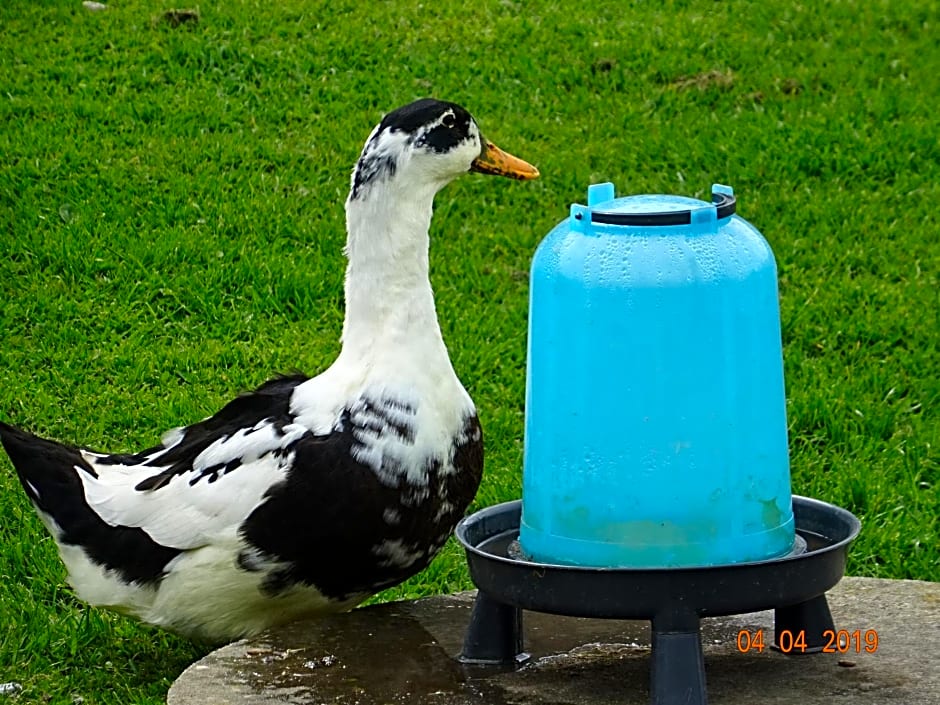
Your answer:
[518,183,795,568]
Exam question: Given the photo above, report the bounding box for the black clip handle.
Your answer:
[579,190,736,227]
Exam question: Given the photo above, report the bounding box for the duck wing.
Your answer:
[79,374,314,549]
[1,374,314,581]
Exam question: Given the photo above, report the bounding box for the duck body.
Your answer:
[0,99,537,642]
[1,372,481,641]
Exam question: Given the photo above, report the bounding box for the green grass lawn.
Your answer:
[1,0,937,702]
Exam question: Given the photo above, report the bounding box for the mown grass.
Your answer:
[1,0,937,702]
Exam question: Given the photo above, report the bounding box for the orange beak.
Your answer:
[470,139,539,180]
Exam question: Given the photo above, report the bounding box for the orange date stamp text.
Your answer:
[736,629,879,654]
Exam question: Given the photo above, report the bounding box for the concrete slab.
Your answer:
[168,577,939,704]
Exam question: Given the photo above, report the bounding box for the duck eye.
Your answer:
[442,113,457,129]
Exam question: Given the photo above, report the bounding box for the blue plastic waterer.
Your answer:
[518,183,795,568]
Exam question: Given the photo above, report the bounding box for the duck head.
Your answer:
[348,98,539,202]
[338,98,538,365]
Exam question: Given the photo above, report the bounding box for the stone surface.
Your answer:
[168,577,939,705]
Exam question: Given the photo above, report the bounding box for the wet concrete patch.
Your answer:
[169,577,939,705]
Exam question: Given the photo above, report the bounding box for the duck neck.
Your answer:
[339,179,449,367]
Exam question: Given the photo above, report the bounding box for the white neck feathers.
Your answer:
[339,176,449,366]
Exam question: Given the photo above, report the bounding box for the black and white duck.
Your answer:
[0,98,538,642]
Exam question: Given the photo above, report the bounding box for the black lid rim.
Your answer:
[576,191,736,227]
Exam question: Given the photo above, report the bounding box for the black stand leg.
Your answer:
[650,610,707,705]
[459,591,525,665]
[774,594,835,654]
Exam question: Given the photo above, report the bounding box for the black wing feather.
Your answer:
[89,374,311,491]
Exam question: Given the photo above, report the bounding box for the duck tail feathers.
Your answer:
[0,420,91,514]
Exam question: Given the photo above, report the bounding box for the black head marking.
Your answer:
[378,98,474,138]
[351,150,397,201]
[350,99,477,199]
